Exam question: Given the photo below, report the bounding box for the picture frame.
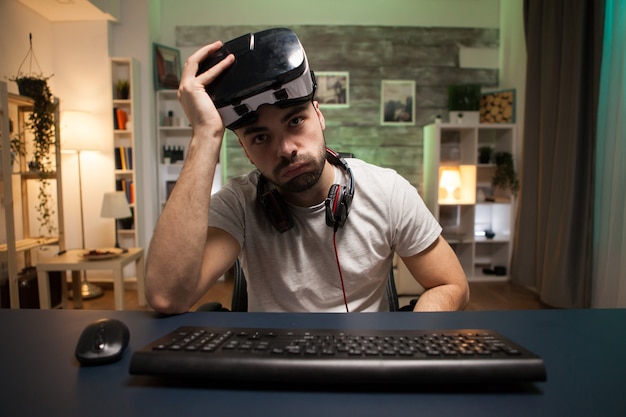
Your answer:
[480,89,516,123]
[476,182,495,202]
[166,180,177,200]
[439,205,461,233]
[154,43,181,90]
[314,72,349,107]
[381,80,415,125]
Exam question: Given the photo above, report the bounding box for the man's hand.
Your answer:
[177,42,235,137]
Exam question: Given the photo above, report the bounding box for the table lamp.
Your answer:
[439,168,462,202]
[100,191,132,249]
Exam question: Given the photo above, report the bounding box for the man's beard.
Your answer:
[272,148,327,193]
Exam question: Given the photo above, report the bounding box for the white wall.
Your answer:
[156,0,501,63]
[53,21,114,252]
[0,2,113,253]
[109,0,155,249]
[499,0,526,164]
[158,0,500,44]
[0,2,54,94]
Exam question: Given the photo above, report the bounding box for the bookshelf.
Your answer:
[422,122,517,282]
[155,89,189,212]
[111,57,140,247]
[155,89,224,214]
[0,81,66,308]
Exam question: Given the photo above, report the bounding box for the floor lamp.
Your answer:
[62,111,103,299]
[100,191,131,250]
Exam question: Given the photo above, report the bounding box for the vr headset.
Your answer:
[197,28,317,130]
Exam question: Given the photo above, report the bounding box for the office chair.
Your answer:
[196,259,410,312]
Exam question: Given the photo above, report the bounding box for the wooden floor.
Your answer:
[66,278,549,311]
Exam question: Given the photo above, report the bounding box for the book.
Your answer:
[114,147,123,169]
[116,108,128,130]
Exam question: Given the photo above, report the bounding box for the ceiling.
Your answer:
[18,0,119,22]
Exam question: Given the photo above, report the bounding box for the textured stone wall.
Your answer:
[176,25,499,190]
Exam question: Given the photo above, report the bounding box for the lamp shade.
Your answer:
[438,165,477,205]
[439,168,462,192]
[61,110,103,152]
[101,191,131,219]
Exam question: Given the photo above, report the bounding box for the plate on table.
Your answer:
[80,248,123,261]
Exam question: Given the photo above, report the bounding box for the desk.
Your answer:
[0,309,624,417]
[36,248,145,310]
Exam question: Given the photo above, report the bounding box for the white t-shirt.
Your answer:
[208,158,442,312]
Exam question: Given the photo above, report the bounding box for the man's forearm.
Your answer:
[145,132,222,313]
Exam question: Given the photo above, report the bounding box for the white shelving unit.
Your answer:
[0,81,65,308]
[155,89,223,214]
[155,89,191,213]
[111,57,141,249]
[423,122,517,282]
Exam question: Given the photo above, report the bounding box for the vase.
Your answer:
[448,111,480,124]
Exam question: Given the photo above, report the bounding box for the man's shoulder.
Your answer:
[223,170,260,190]
[231,170,260,184]
[214,170,260,204]
[346,158,403,182]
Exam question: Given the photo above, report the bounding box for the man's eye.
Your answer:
[252,134,268,145]
[289,116,304,127]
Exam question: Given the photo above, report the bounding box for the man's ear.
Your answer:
[312,100,325,131]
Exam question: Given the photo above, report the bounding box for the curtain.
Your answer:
[511,0,604,308]
[592,0,626,308]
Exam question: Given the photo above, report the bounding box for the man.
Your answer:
[146,29,469,314]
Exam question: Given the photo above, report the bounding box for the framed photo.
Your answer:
[154,43,181,90]
[166,181,177,200]
[314,72,349,107]
[439,205,461,232]
[381,80,415,125]
[476,182,494,202]
[480,89,515,123]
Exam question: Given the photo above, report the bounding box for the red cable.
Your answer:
[333,230,349,312]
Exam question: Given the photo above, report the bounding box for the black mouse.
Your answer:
[75,318,130,366]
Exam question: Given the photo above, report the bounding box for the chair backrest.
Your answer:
[230,259,248,312]
[230,259,400,312]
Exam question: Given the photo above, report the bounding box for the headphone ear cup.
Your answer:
[257,176,294,233]
[325,184,347,228]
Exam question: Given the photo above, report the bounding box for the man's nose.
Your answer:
[276,134,297,160]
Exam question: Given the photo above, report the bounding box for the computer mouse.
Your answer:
[75,318,130,366]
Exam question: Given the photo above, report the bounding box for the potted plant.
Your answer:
[492,151,519,196]
[448,84,481,124]
[478,146,493,164]
[116,79,130,99]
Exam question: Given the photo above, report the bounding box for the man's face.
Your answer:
[234,101,327,194]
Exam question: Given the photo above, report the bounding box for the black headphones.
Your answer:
[256,148,355,233]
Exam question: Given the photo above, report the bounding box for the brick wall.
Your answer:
[176,25,498,190]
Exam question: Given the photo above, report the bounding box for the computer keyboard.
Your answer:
[129,326,546,385]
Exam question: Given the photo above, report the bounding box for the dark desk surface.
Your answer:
[0,308,624,417]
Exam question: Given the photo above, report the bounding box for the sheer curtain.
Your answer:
[592,0,626,308]
[511,0,604,308]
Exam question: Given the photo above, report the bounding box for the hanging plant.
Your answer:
[8,34,57,235]
[492,152,520,196]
